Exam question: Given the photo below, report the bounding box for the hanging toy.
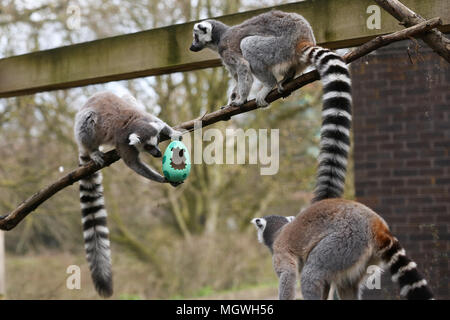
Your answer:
[162,140,191,183]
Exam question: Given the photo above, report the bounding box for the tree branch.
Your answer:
[344,17,442,63]
[374,0,450,63]
[0,17,442,231]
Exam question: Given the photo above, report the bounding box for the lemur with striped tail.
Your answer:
[74,92,182,297]
[190,10,433,300]
[252,200,434,300]
[190,10,351,200]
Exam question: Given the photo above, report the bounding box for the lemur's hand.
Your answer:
[163,177,183,187]
[170,130,183,141]
[228,90,246,107]
[90,151,105,166]
[227,91,239,106]
[170,181,184,187]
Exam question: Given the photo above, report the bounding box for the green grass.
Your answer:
[170,281,279,300]
[4,232,278,300]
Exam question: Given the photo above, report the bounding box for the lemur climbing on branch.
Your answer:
[190,10,352,202]
[74,92,182,297]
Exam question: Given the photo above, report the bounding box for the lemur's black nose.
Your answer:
[189,44,201,52]
[150,146,162,158]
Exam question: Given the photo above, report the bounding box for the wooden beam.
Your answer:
[0,0,448,98]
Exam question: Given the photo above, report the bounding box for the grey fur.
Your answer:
[190,11,316,107]
[75,91,182,184]
[74,91,182,297]
[251,199,433,300]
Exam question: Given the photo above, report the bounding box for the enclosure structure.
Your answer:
[1,0,449,98]
[0,0,449,299]
[352,40,450,299]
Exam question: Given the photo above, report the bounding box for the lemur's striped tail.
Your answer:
[301,46,352,202]
[79,155,113,297]
[382,238,433,300]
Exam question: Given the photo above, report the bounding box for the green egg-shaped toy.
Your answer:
[162,140,191,182]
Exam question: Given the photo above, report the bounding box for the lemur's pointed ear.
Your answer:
[251,218,266,229]
[194,21,212,34]
[128,133,141,145]
[287,216,295,223]
[198,24,207,34]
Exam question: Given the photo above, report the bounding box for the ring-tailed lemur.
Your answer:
[190,10,352,202]
[74,91,182,297]
[251,199,434,300]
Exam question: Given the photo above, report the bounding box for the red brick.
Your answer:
[381,179,404,187]
[419,168,444,176]
[395,188,418,195]
[351,41,449,299]
[393,169,417,177]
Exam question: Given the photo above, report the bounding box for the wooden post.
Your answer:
[0,231,5,299]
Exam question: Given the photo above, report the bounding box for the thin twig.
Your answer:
[0,17,442,231]
[343,17,441,63]
[374,0,450,63]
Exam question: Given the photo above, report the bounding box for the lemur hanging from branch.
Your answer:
[189,10,433,300]
[74,91,182,297]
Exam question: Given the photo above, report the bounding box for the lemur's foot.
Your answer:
[229,98,246,107]
[90,151,105,166]
[227,93,237,106]
[277,82,286,94]
[255,93,269,108]
[277,82,292,98]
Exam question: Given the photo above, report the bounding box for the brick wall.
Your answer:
[351,39,449,299]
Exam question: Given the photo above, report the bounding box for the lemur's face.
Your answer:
[251,215,296,245]
[190,21,213,52]
[251,217,267,244]
[143,143,162,158]
[128,132,162,158]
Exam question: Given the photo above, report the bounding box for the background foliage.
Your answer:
[0,0,353,299]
